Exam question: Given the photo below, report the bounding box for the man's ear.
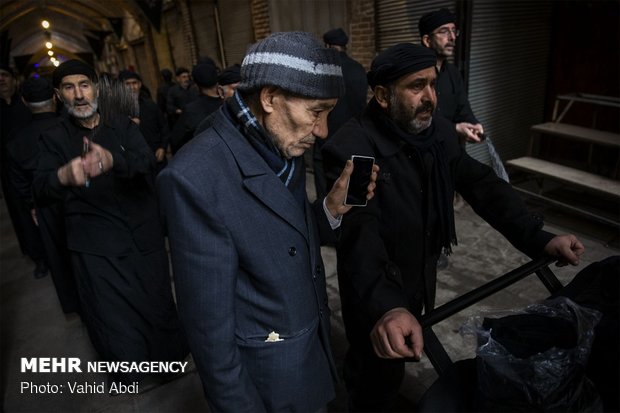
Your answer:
[259,86,279,114]
[421,34,431,48]
[374,85,390,110]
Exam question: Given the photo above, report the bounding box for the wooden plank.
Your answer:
[556,93,620,108]
[531,122,620,147]
[506,157,620,199]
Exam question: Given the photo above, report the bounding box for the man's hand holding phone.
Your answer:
[325,156,379,218]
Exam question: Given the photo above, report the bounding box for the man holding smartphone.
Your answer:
[157,32,377,412]
[322,43,584,411]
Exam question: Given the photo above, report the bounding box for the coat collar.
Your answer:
[212,108,310,242]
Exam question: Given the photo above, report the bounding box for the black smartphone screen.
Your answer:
[345,155,375,206]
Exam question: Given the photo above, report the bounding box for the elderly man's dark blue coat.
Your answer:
[157,108,337,412]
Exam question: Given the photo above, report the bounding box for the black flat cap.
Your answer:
[323,28,349,46]
[21,77,54,102]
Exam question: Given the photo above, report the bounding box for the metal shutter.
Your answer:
[218,1,254,66]
[466,1,552,162]
[376,0,456,51]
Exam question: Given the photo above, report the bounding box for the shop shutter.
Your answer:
[376,0,456,51]
[466,1,553,163]
[218,1,254,66]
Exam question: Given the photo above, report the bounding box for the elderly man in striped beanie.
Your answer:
[157,32,378,412]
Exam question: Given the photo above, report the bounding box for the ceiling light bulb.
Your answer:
[45,42,53,49]
[48,50,54,56]
[42,20,50,29]
[53,60,60,67]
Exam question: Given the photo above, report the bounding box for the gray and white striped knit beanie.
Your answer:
[237,31,345,99]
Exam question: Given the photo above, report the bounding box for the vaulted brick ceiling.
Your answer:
[0,0,144,70]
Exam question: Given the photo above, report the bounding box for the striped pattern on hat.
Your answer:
[237,31,344,99]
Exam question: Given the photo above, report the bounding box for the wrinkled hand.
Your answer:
[370,307,423,360]
[57,138,114,187]
[456,122,484,143]
[155,148,166,162]
[544,234,585,267]
[325,160,379,218]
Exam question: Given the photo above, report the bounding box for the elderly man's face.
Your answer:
[427,22,458,58]
[263,89,337,159]
[57,74,98,120]
[124,78,142,96]
[383,66,437,134]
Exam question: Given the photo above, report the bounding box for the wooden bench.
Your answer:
[528,122,620,170]
[507,157,620,199]
[552,93,620,123]
[530,122,620,149]
[507,156,620,227]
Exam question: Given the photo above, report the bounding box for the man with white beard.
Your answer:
[33,60,188,384]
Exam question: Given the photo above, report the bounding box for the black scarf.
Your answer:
[371,99,457,254]
[226,92,306,208]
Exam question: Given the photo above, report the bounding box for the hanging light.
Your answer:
[48,50,54,56]
[41,20,50,29]
[53,60,60,67]
[45,41,53,49]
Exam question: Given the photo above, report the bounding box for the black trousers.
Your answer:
[344,339,406,412]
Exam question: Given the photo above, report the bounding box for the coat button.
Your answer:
[288,247,297,256]
[315,265,322,274]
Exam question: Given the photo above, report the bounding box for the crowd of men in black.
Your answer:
[1,9,612,412]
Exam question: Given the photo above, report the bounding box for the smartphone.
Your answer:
[344,155,375,207]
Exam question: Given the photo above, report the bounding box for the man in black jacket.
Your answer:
[420,8,483,144]
[1,64,33,259]
[322,43,585,412]
[166,67,198,127]
[313,28,368,199]
[34,60,188,383]
[7,78,80,309]
[120,70,169,173]
[170,63,222,153]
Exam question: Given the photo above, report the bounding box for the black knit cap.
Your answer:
[53,59,98,88]
[323,28,349,46]
[192,63,218,88]
[218,64,241,86]
[418,8,456,37]
[238,31,344,99]
[118,70,142,82]
[367,43,437,88]
[21,77,54,102]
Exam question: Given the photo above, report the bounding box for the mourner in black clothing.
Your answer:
[119,70,169,174]
[7,77,79,306]
[193,63,242,136]
[1,64,34,258]
[420,8,483,143]
[322,43,585,412]
[34,60,188,383]
[166,67,198,126]
[156,68,174,127]
[170,63,222,153]
[313,28,368,199]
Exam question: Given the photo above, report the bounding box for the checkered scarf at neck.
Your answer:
[227,91,307,209]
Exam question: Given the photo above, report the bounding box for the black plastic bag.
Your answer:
[464,297,602,412]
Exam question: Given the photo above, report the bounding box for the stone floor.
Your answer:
[1,173,618,413]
